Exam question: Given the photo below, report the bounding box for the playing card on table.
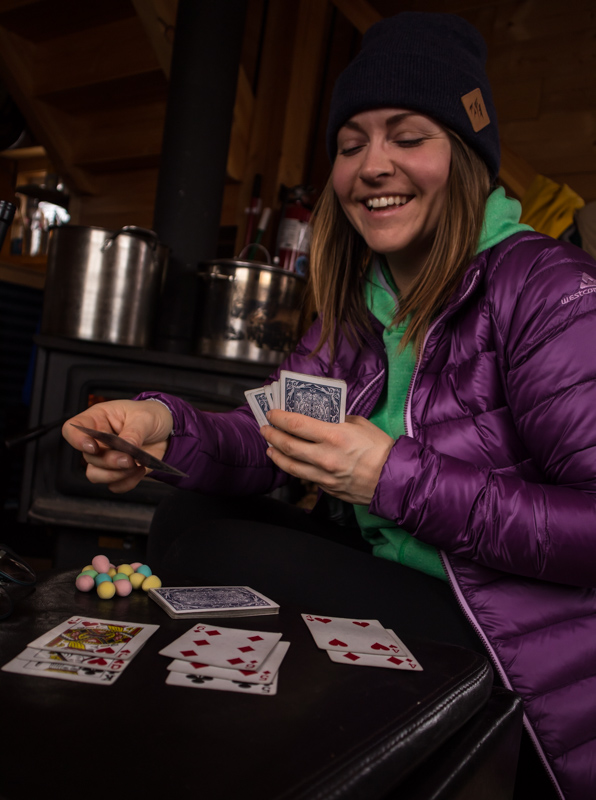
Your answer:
[1,656,123,684]
[326,630,423,671]
[280,371,346,423]
[27,617,159,660]
[159,622,282,671]
[148,585,279,619]
[166,641,290,684]
[301,614,406,655]
[17,647,129,672]
[166,671,278,695]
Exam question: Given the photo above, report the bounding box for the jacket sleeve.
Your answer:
[370,237,596,587]
[133,319,332,495]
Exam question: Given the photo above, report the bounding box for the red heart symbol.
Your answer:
[328,638,347,647]
[371,643,389,651]
[96,647,115,653]
[315,618,332,623]
[88,658,108,666]
[352,621,370,627]
[388,657,404,665]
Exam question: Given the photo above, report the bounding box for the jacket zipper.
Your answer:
[402,267,564,799]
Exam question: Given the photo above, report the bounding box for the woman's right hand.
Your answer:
[62,399,174,493]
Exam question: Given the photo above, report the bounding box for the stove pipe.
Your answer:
[153,0,248,353]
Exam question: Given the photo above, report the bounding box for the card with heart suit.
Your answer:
[326,630,423,671]
[166,671,278,695]
[17,647,129,672]
[166,641,290,684]
[158,623,282,671]
[26,617,159,660]
[301,614,408,656]
[1,656,123,684]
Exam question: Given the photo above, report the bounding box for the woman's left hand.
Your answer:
[261,411,395,506]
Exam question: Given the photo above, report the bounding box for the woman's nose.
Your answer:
[358,143,396,181]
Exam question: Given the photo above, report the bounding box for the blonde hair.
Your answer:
[306,131,491,358]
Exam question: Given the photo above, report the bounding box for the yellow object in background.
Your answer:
[520,174,585,239]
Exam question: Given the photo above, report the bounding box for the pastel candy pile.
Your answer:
[75,555,161,599]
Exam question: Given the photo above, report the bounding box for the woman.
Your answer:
[63,13,596,799]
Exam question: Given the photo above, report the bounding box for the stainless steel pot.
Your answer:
[41,225,168,348]
[195,259,306,365]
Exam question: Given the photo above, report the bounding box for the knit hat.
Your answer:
[326,12,500,180]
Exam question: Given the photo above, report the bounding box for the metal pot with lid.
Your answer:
[41,224,169,348]
[195,246,306,365]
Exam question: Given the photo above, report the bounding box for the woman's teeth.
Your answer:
[365,195,410,209]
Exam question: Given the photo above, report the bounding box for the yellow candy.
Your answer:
[129,572,145,590]
[116,564,134,576]
[82,565,93,572]
[97,581,116,599]
[142,575,162,591]
[108,567,117,577]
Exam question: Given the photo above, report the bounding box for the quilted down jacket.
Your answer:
[139,231,596,799]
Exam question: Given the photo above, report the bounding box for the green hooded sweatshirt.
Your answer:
[353,188,533,579]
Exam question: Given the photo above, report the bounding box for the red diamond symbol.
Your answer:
[193,639,209,646]
[190,662,208,669]
[181,650,197,657]
[228,658,243,665]
[248,636,263,642]
[206,630,221,636]
[238,646,255,653]
[344,653,360,661]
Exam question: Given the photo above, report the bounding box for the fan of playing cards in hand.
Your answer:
[245,370,347,426]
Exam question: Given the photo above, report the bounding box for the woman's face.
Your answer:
[332,108,451,288]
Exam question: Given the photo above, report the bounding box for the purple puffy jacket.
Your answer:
[139,231,596,799]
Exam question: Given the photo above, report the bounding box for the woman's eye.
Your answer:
[338,145,364,156]
[395,137,425,148]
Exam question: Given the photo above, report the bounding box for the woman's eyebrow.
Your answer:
[340,111,419,134]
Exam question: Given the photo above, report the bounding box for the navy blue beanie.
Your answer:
[326,12,500,180]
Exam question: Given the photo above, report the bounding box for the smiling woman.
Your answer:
[61,13,596,799]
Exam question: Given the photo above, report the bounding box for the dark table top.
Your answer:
[0,570,493,800]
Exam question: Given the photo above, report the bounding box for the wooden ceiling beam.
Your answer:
[329,0,381,34]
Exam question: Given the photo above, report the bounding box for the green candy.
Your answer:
[81,569,98,579]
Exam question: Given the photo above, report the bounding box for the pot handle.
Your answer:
[237,244,272,264]
[101,225,161,253]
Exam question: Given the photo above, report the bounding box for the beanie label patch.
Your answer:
[461,88,490,132]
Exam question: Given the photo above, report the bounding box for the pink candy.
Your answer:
[91,554,110,574]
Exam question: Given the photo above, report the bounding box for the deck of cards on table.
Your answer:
[160,622,289,695]
[148,585,279,619]
[245,370,347,426]
[1,616,159,685]
[302,614,423,671]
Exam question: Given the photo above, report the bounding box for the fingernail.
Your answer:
[82,441,96,454]
[117,456,130,468]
